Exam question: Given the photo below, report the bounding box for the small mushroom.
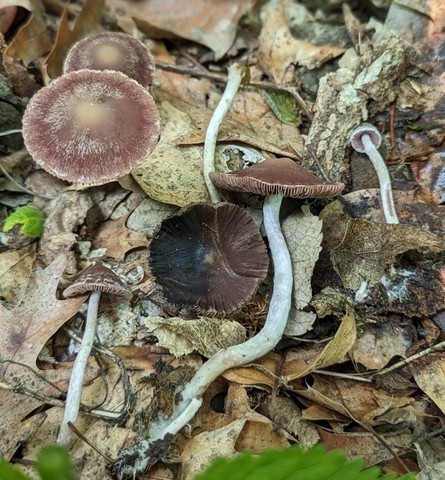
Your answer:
[22,69,160,185]
[63,32,156,87]
[148,202,269,316]
[58,263,131,445]
[350,123,399,224]
[210,157,344,353]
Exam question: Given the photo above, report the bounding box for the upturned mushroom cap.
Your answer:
[350,123,382,153]
[148,203,269,316]
[210,157,344,198]
[63,32,155,87]
[22,69,160,184]
[63,263,131,305]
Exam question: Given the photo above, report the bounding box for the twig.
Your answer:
[155,60,313,120]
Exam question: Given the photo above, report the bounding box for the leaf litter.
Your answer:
[1,0,445,478]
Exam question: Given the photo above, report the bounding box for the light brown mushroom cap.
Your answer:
[350,123,382,153]
[22,70,160,185]
[63,263,131,304]
[210,157,344,198]
[63,32,156,87]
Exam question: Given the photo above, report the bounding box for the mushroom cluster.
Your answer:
[22,32,160,185]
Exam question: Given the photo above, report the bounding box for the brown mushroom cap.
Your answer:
[63,32,155,87]
[148,203,269,316]
[22,70,160,184]
[63,263,131,304]
[210,157,344,198]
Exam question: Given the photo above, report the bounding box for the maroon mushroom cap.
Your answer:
[210,157,344,198]
[63,32,155,87]
[63,263,131,305]
[148,203,269,316]
[22,70,160,184]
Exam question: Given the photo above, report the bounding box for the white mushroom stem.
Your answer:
[361,133,399,224]
[57,291,101,446]
[203,64,244,204]
[0,129,22,136]
[148,193,292,441]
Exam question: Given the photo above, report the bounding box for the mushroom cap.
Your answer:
[350,123,382,153]
[148,203,269,316]
[210,158,344,198]
[63,263,131,304]
[63,32,155,87]
[22,69,160,185]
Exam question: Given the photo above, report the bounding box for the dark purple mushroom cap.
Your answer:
[22,70,160,185]
[63,32,155,87]
[63,263,131,305]
[148,203,269,316]
[210,157,344,198]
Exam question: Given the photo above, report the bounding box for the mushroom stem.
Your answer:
[0,129,22,136]
[203,64,244,204]
[57,290,101,446]
[148,194,292,441]
[361,133,399,224]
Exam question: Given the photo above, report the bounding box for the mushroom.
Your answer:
[148,202,269,316]
[22,69,160,185]
[63,32,156,87]
[210,157,344,350]
[129,158,344,456]
[350,123,399,224]
[58,263,131,445]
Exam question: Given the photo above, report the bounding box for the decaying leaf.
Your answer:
[0,244,36,305]
[181,419,246,480]
[330,219,444,290]
[92,215,148,261]
[4,0,52,65]
[283,206,322,310]
[44,0,104,78]
[258,1,344,82]
[413,354,445,416]
[146,316,246,358]
[108,0,256,60]
[0,253,88,458]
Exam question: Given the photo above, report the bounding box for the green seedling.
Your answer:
[3,205,45,238]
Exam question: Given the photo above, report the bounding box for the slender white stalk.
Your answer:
[57,291,101,445]
[148,194,293,440]
[362,133,399,224]
[203,64,244,204]
[0,129,22,136]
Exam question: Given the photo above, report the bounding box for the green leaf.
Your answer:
[193,445,415,480]
[0,460,31,480]
[3,205,45,238]
[36,445,75,480]
[260,88,302,126]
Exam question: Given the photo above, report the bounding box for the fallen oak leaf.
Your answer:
[0,253,89,458]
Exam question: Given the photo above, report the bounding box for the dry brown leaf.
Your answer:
[317,429,413,466]
[413,354,445,416]
[92,215,148,261]
[108,0,257,60]
[285,306,356,380]
[258,0,344,82]
[146,316,246,357]
[4,0,52,65]
[330,219,444,290]
[0,253,88,458]
[44,0,104,79]
[351,322,412,370]
[181,419,246,480]
[0,244,36,305]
